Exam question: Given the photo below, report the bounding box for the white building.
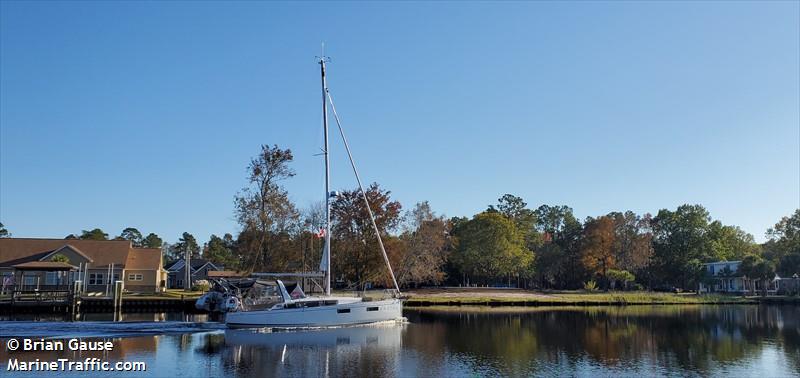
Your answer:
[699,261,745,293]
[699,260,777,294]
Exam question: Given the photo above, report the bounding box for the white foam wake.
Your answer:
[0,321,226,339]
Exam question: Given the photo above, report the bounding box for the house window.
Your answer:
[24,275,36,286]
[177,279,183,287]
[112,273,120,282]
[45,272,60,285]
[128,274,143,281]
[89,273,104,285]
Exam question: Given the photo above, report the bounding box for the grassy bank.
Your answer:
[403,289,758,307]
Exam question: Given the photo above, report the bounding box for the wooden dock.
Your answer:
[1,291,199,313]
[0,289,77,313]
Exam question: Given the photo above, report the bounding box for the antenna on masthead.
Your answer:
[316,43,331,65]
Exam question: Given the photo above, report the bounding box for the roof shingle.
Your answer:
[0,238,162,271]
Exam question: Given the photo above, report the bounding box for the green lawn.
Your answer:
[403,290,757,306]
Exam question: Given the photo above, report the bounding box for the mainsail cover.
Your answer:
[319,238,329,272]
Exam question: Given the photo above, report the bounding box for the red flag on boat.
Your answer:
[315,228,326,238]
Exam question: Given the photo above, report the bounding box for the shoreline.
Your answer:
[401,289,799,307]
[3,289,798,313]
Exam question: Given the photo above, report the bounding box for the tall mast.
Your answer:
[320,57,332,296]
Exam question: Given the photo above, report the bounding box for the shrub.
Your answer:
[583,280,599,292]
[192,280,210,292]
[51,254,70,263]
[607,269,636,290]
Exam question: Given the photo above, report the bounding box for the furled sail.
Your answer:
[319,240,329,272]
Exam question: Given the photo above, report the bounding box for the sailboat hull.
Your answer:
[225,298,403,328]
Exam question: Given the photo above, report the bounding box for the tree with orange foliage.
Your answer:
[581,216,616,290]
[330,183,402,290]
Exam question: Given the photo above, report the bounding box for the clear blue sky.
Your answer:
[1,1,798,244]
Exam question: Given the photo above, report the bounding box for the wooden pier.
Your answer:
[1,291,199,313]
[0,289,78,312]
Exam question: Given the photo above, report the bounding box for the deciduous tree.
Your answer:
[234,144,300,271]
[581,216,616,289]
[451,212,532,286]
[330,183,402,289]
[535,205,584,288]
[396,202,451,287]
[488,194,537,238]
[706,222,759,261]
[739,254,776,296]
[764,209,800,276]
[651,204,712,289]
[607,211,653,272]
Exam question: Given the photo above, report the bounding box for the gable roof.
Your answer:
[193,260,220,271]
[0,250,53,268]
[164,258,219,272]
[164,259,182,271]
[42,245,95,263]
[125,248,162,270]
[0,238,161,271]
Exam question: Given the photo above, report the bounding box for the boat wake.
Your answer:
[246,317,409,333]
[0,321,226,339]
[0,318,407,339]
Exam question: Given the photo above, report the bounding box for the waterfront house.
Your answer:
[164,258,222,289]
[698,260,778,294]
[0,238,167,293]
[775,273,800,295]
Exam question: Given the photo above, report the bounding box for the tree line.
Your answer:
[221,144,800,291]
[1,144,797,292]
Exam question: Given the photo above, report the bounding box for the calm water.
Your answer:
[1,305,799,377]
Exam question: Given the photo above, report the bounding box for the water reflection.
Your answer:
[222,325,404,377]
[1,306,798,377]
[403,305,800,376]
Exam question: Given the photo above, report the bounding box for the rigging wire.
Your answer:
[325,89,401,295]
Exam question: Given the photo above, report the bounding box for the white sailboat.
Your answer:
[225,56,403,328]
